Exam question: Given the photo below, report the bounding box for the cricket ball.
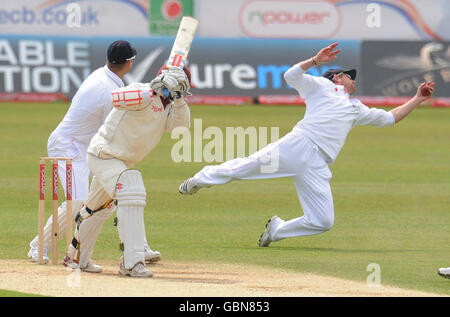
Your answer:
[421,84,432,96]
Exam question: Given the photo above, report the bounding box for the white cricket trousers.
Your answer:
[54,160,90,202]
[47,132,91,201]
[193,130,334,241]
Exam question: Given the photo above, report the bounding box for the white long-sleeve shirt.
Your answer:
[284,63,395,163]
[47,65,124,160]
[88,83,190,164]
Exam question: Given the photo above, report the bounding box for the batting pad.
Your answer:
[115,170,147,269]
[30,200,84,250]
[74,201,117,268]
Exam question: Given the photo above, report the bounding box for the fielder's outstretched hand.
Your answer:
[314,42,341,64]
[415,82,435,102]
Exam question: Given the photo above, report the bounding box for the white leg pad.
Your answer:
[73,202,116,267]
[115,170,147,269]
[30,200,84,250]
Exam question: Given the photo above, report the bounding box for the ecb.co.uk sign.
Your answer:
[239,0,341,38]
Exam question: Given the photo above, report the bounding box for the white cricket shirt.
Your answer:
[88,83,190,165]
[48,65,124,160]
[284,63,395,163]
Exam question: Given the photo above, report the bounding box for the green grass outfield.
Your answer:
[0,289,45,297]
[0,102,449,295]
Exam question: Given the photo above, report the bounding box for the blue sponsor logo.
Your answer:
[257,65,291,89]
[0,6,98,26]
[256,64,343,90]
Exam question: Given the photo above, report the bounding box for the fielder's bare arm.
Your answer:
[179,42,435,247]
[63,66,191,277]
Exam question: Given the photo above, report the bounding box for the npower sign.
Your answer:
[239,0,341,38]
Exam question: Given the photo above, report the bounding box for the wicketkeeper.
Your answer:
[63,65,191,277]
[179,42,435,247]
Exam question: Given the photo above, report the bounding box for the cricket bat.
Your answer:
[163,16,198,97]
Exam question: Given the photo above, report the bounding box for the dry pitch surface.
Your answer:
[0,260,440,297]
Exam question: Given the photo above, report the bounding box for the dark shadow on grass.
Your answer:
[269,246,429,253]
[221,246,429,253]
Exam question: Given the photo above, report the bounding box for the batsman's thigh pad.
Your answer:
[115,170,146,269]
[85,177,114,211]
[87,154,130,198]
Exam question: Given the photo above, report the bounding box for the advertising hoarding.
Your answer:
[361,41,450,97]
[1,1,448,41]
[0,35,360,97]
[197,0,450,40]
[0,0,149,36]
[149,0,194,35]
[0,34,448,101]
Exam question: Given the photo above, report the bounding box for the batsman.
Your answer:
[63,66,192,277]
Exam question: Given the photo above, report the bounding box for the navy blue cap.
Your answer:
[107,40,137,64]
[323,68,356,81]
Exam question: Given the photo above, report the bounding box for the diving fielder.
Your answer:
[63,66,191,277]
[179,42,435,247]
[28,41,161,267]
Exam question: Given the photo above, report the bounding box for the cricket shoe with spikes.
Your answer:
[144,245,161,263]
[258,216,283,247]
[119,257,153,278]
[179,177,200,195]
[62,254,103,273]
[28,246,49,264]
[438,267,450,279]
[80,261,103,273]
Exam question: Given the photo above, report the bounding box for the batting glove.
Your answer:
[150,73,179,97]
[161,66,190,94]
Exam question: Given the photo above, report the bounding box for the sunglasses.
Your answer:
[337,73,352,80]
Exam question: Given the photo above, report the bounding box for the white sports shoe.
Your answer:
[28,246,49,264]
[119,257,153,278]
[62,254,103,273]
[81,261,103,273]
[438,267,450,279]
[144,245,161,263]
[258,216,283,247]
[62,255,79,269]
[179,177,200,195]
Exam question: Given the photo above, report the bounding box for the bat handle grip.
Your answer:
[163,88,169,98]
